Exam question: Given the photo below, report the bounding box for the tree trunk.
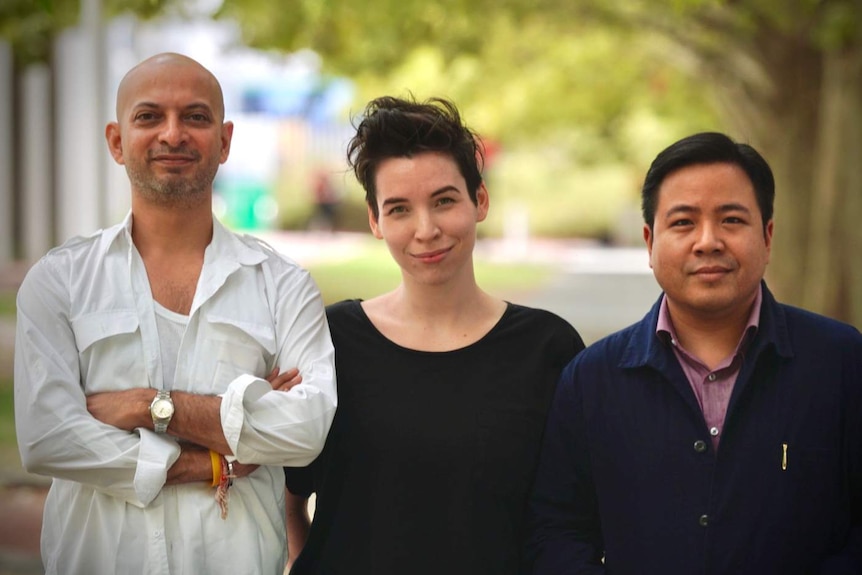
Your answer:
[804,47,862,327]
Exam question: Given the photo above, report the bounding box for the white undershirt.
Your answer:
[153,301,188,390]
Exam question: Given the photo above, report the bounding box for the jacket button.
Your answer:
[699,514,709,527]
[693,440,708,453]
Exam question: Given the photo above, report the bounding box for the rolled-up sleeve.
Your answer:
[220,262,337,466]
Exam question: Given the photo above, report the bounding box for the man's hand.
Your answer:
[87,388,153,431]
[267,367,302,391]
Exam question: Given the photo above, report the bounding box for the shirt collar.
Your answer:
[620,281,791,372]
[99,211,266,267]
[656,285,763,354]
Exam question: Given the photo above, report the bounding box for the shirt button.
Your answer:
[710,427,720,437]
[693,440,708,453]
[707,373,717,382]
[699,514,709,527]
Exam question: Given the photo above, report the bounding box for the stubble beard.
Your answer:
[127,157,220,209]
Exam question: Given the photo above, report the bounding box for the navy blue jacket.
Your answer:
[526,283,862,575]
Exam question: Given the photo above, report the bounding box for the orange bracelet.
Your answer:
[209,450,221,487]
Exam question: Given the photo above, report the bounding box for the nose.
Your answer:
[693,222,723,254]
[159,115,187,147]
[414,211,441,241]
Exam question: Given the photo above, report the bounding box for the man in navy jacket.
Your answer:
[525,132,862,574]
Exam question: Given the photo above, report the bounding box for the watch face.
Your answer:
[152,399,174,419]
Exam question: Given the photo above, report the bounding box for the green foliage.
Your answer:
[217,0,724,160]
[485,149,639,239]
[815,1,861,50]
[0,0,178,66]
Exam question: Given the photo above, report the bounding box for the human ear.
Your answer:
[367,205,383,239]
[105,123,125,165]
[219,121,234,164]
[475,183,490,223]
[643,224,655,268]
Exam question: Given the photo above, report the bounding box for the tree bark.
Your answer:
[803,48,862,326]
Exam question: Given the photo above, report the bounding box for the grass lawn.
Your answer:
[308,247,552,304]
[0,291,15,318]
[0,381,14,445]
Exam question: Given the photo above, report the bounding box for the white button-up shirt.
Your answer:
[14,214,337,575]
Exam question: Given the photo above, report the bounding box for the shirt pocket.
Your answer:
[71,310,145,392]
[200,312,276,393]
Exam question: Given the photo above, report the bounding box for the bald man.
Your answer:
[14,53,337,575]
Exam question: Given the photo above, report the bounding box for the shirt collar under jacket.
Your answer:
[655,284,763,361]
[618,280,794,374]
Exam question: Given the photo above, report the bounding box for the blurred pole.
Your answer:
[55,0,105,243]
[21,64,54,262]
[85,0,108,229]
[0,41,12,264]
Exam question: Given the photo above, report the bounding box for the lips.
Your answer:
[694,266,731,274]
[412,247,451,263]
[691,264,733,281]
[149,149,199,164]
[152,155,195,163]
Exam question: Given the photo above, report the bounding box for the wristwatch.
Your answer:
[149,390,174,433]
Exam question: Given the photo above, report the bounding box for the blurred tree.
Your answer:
[0,0,174,67]
[219,0,862,326]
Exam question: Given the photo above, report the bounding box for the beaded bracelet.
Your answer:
[215,456,236,519]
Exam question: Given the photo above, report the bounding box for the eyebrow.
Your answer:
[664,202,752,218]
[131,102,214,113]
[379,186,462,208]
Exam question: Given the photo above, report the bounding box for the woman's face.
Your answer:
[369,151,488,287]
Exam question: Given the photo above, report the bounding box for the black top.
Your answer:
[285,300,584,575]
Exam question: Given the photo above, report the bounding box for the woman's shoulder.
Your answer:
[500,303,585,351]
[504,302,574,330]
[324,299,366,324]
[325,298,362,314]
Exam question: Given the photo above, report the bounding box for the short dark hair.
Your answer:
[641,132,775,232]
[346,95,484,219]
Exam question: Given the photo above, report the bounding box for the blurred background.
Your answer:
[0,0,860,572]
[1,0,861,319]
